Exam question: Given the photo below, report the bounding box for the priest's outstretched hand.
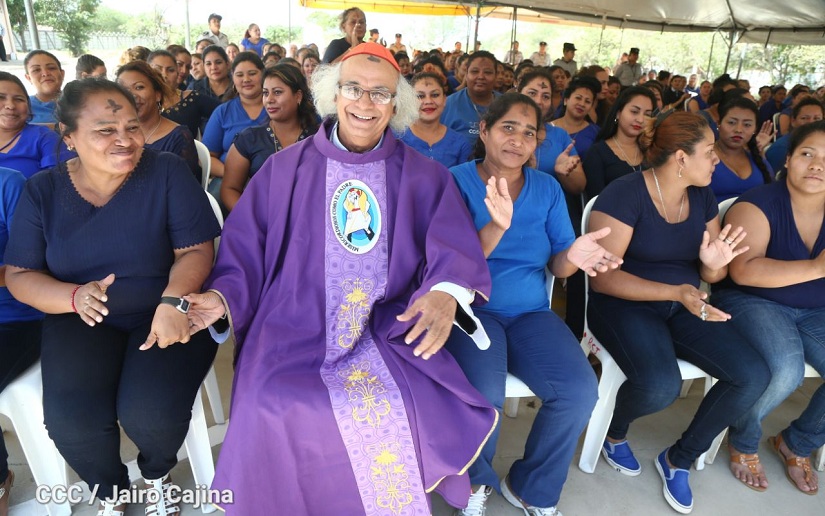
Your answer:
[184,291,227,334]
[396,290,457,360]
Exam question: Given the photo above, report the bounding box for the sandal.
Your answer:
[0,470,14,516]
[96,500,126,516]
[729,447,767,492]
[145,474,181,516]
[768,434,819,496]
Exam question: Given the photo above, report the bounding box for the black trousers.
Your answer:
[41,314,218,499]
[0,319,42,483]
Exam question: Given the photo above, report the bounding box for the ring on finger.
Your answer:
[724,238,734,245]
[700,302,708,321]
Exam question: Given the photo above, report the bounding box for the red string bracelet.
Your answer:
[70,285,82,313]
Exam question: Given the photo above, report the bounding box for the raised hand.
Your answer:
[566,227,623,277]
[73,273,115,326]
[183,291,227,334]
[483,176,512,231]
[699,224,749,271]
[554,142,580,177]
[755,120,774,155]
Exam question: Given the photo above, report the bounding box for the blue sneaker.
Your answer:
[655,448,693,514]
[601,439,641,476]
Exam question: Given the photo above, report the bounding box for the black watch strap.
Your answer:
[160,296,190,314]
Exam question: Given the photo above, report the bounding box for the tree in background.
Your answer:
[267,26,304,46]
[34,0,100,56]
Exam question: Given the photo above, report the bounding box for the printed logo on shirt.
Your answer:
[330,179,381,254]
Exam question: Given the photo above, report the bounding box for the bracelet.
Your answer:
[70,285,82,313]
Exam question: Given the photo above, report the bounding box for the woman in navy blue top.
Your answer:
[221,64,318,211]
[446,93,619,515]
[149,50,221,138]
[117,60,200,183]
[0,72,73,178]
[713,121,825,495]
[4,79,220,516]
[586,111,770,514]
[400,72,472,169]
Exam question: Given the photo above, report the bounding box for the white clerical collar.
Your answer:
[331,121,384,152]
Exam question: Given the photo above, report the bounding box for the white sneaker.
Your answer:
[501,476,563,516]
[453,485,492,516]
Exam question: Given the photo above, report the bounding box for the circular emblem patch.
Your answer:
[330,180,381,254]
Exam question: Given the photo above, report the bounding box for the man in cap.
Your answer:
[200,13,229,48]
[368,28,381,44]
[388,33,407,54]
[529,41,551,67]
[553,42,578,75]
[614,47,643,87]
[503,40,523,66]
[185,42,497,515]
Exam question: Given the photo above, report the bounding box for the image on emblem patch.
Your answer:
[330,179,381,254]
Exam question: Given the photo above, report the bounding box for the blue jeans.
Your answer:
[714,289,825,456]
[445,309,598,508]
[587,292,770,470]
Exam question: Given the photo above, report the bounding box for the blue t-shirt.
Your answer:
[0,167,42,323]
[5,150,221,331]
[29,95,56,124]
[400,127,473,169]
[0,124,74,178]
[730,180,825,308]
[241,37,270,57]
[765,133,791,173]
[440,89,501,148]
[592,172,718,288]
[534,123,578,178]
[710,154,773,203]
[202,97,267,162]
[450,160,575,316]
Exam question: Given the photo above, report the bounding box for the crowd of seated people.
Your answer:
[2,14,825,516]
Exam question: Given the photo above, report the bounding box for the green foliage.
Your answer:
[34,0,100,57]
[266,26,303,46]
[89,6,129,33]
[6,0,28,49]
[123,9,171,48]
[307,11,340,43]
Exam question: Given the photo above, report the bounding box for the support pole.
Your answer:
[1,0,16,59]
[24,0,37,50]
[707,31,716,80]
[723,29,736,74]
[473,2,480,52]
[184,0,191,50]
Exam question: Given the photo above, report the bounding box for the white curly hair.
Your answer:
[311,60,418,134]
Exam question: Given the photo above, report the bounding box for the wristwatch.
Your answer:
[160,296,190,314]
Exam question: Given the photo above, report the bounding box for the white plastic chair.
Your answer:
[202,192,226,425]
[0,362,71,516]
[194,140,211,190]
[502,271,555,418]
[577,196,715,473]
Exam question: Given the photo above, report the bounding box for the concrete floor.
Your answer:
[5,337,824,516]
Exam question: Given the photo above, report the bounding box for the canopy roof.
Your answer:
[473,0,825,45]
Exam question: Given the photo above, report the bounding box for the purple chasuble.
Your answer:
[206,120,497,515]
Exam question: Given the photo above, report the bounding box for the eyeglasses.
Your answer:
[338,84,396,105]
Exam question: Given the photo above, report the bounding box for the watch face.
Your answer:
[179,299,191,313]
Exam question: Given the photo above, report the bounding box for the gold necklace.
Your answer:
[143,118,163,142]
[613,135,642,173]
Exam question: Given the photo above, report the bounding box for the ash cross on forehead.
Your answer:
[107,98,123,113]
[367,56,380,63]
